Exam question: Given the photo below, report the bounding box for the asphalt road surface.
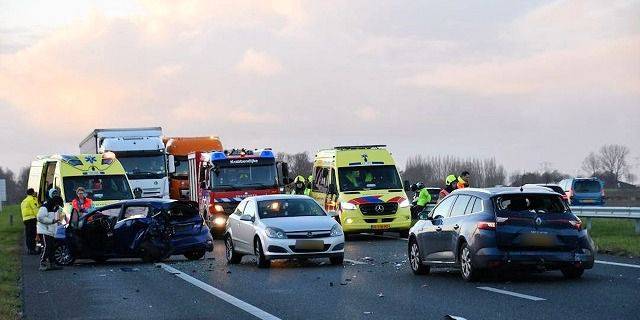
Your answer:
[23,234,640,320]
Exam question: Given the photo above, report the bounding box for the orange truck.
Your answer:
[164,137,223,200]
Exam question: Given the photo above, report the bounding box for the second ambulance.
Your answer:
[309,145,411,237]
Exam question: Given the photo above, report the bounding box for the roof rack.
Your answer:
[334,145,387,150]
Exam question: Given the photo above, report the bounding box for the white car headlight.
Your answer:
[265,227,287,239]
[330,224,343,237]
[399,199,411,208]
[341,202,357,210]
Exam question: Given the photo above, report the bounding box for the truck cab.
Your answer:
[188,148,290,235]
[164,136,223,200]
[310,145,411,236]
[80,128,169,198]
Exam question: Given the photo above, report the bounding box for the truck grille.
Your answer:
[360,203,398,215]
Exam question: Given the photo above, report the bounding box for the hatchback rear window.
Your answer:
[493,194,569,216]
[573,180,601,193]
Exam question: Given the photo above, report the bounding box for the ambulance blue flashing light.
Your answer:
[211,151,227,161]
[260,150,275,158]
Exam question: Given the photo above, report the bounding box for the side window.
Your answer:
[450,195,471,217]
[432,195,456,218]
[122,206,149,220]
[464,197,476,215]
[244,201,256,217]
[313,167,329,192]
[471,197,484,214]
[100,207,121,218]
[233,200,248,216]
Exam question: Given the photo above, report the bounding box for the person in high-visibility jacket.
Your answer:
[304,175,313,196]
[412,182,432,219]
[457,171,470,189]
[438,174,458,201]
[290,175,306,195]
[20,188,40,255]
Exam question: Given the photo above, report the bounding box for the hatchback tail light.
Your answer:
[477,221,496,230]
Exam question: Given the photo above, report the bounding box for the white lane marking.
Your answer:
[596,260,640,269]
[157,263,281,320]
[476,287,546,301]
[344,259,369,265]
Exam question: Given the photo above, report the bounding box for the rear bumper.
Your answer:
[171,230,214,254]
[474,247,595,269]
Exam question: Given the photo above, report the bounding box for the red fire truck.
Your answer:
[188,148,290,235]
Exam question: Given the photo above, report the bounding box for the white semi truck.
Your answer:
[79,127,170,198]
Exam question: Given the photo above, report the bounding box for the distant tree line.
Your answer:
[0,167,29,205]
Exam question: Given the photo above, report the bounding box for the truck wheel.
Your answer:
[184,249,206,261]
[254,239,270,268]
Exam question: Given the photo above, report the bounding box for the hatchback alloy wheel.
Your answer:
[408,238,430,275]
[54,244,75,266]
[460,243,478,282]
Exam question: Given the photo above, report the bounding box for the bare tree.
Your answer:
[599,144,630,182]
[581,152,601,177]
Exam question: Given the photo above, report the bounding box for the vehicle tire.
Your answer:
[53,244,75,266]
[399,230,410,238]
[561,266,584,279]
[225,235,242,264]
[184,249,206,261]
[459,242,479,282]
[254,238,271,269]
[408,238,430,275]
[330,255,344,265]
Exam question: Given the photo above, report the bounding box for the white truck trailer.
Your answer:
[79,127,170,198]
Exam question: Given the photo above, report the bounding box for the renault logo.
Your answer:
[374,204,385,213]
[535,217,542,226]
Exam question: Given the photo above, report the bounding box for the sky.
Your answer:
[1,0,639,179]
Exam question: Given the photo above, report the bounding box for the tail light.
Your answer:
[569,220,582,230]
[477,221,496,230]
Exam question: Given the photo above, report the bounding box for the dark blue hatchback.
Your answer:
[408,187,595,281]
[53,199,213,265]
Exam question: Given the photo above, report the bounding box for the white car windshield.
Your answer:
[257,199,326,219]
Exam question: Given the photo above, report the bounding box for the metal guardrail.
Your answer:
[570,206,640,234]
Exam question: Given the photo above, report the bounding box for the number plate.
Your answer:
[295,240,324,250]
[371,224,391,230]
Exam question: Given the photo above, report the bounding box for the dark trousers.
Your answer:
[24,219,37,252]
[40,234,55,265]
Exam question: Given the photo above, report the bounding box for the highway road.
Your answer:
[23,233,640,320]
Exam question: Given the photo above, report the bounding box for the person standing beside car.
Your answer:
[457,171,470,189]
[20,188,40,255]
[438,174,458,201]
[37,189,65,271]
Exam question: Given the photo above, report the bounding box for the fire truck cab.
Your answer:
[188,148,290,235]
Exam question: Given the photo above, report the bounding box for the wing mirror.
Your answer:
[240,214,254,222]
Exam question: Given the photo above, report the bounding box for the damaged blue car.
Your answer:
[53,199,213,265]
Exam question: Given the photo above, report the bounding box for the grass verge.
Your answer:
[588,218,640,257]
[0,205,22,320]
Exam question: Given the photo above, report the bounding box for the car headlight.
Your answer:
[341,202,357,210]
[399,199,410,208]
[330,224,343,237]
[265,227,287,239]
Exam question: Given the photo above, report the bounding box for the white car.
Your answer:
[224,195,345,268]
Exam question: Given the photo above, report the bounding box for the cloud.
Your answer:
[236,49,283,76]
[399,0,640,96]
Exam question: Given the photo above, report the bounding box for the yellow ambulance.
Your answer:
[27,153,134,218]
[309,145,411,236]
